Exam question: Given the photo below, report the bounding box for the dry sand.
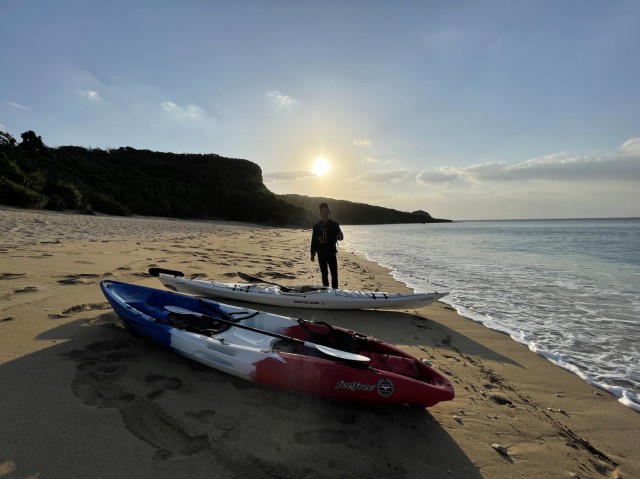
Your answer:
[1,206,638,479]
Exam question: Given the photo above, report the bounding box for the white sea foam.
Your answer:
[342,219,640,413]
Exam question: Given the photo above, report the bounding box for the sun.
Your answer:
[312,157,331,177]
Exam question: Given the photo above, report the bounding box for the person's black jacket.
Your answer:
[310,219,344,257]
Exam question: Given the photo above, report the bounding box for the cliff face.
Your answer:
[0,142,308,225]
[1,131,449,226]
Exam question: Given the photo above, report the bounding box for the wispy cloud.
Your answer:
[161,101,208,121]
[353,169,412,184]
[4,101,29,110]
[265,90,298,109]
[620,138,640,155]
[263,169,315,182]
[81,90,101,100]
[353,138,371,147]
[417,139,640,185]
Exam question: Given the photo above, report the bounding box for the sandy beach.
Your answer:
[1,206,638,479]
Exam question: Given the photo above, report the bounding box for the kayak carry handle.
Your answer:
[149,267,185,277]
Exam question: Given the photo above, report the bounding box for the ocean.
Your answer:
[340,218,640,413]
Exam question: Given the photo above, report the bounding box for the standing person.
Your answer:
[310,202,344,289]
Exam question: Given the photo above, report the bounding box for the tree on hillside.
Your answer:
[19,130,45,151]
[0,131,17,148]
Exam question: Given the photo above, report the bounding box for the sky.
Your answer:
[1,0,639,220]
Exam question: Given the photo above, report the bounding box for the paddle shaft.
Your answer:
[164,305,369,363]
[236,272,327,293]
[236,272,295,292]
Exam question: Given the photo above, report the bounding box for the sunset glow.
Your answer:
[3,3,639,220]
[312,157,331,177]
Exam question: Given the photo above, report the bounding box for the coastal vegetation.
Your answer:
[0,130,450,226]
[282,194,450,225]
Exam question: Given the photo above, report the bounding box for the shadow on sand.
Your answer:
[1,311,484,478]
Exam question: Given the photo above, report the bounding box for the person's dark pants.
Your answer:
[318,252,339,289]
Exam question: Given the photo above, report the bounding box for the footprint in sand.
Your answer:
[14,286,38,294]
[57,273,110,285]
[188,410,240,432]
[49,303,112,319]
[0,273,26,280]
[64,339,211,459]
[490,395,514,407]
[145,374,183,399]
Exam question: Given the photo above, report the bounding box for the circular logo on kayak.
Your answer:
[376,378,395,398]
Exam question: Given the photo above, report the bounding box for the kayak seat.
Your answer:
[168,313,231,336]
[272,339,300,353]
[307,330,359,354]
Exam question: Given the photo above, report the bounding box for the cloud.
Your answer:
[417,169,460,184]
[263,169,316,182]
[353,169,412,184]
[4,101,29,110]
[266,90,298,109]
[160,101,208,121]
[470,154,639,182]
[620,138,640,156]
[417,139,640,185]
[353,139,371,147]
[81,90,101,100]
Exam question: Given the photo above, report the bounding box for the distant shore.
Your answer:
[1,207,638,478]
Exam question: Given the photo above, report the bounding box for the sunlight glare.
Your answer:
[312,157,331,177]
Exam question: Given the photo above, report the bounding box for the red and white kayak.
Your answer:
[100,280,455,406]
[149,268,449,310]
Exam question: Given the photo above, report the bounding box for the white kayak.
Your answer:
[149,268,449,310]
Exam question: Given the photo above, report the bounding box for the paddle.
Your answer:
[236,272,297,292]
[236,272,328,293]
[164,305,369,363]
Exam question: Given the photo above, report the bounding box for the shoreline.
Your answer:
[438,299,640,414]
[1,208,638,478]
[343,219,640,416]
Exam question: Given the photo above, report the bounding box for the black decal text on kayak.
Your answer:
[335,380,375,392]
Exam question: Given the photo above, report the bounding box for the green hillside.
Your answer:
[0,130,449,226]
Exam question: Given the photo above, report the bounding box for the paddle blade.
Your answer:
[305,342,370,363]
[237,272,261,283]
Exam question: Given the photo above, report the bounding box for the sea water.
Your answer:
[340,218,640,412]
